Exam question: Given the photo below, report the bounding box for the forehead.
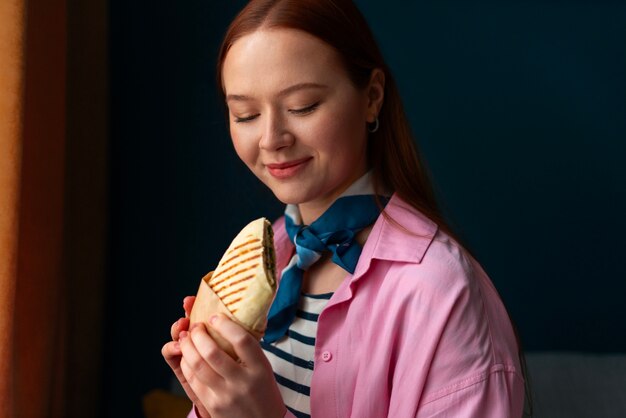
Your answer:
[222,28,348,97]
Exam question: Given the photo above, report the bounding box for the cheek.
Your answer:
[230,128,258,167]
[315,91,367,149]
[313,110,367,157]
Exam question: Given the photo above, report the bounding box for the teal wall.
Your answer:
[356,2,626,351]
[105,1,626,416]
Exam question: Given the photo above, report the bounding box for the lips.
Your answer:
[266,157,312,179]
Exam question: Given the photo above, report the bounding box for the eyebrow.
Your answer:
[225,82,328,102]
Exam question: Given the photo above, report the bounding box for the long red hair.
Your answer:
[216,0,455,239]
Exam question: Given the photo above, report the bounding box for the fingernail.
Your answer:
[179,331,188,339]
[209,315,218,325]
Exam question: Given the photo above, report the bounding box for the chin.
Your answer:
[271,191,306,205]
[267,184,316,206]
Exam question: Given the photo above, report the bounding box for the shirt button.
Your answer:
[321,351,332,362]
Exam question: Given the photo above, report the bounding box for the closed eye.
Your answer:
[233,114,259,123]
[289,102,320,116]
[233,102,320,123]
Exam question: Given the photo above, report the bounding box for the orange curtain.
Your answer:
[1,0,107,414]
[0,0,25,413]
[1,0,69,416]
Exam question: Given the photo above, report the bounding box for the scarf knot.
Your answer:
[264,173,388,343]
[291,222,360,273]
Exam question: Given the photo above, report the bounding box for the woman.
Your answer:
[162,1,528,417]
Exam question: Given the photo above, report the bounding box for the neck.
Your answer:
[299,201,330,225]
[298,169,373,225]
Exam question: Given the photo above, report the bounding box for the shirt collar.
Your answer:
[273,193,439,277]
[353,193,439,277]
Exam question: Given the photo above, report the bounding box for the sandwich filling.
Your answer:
[263,220,276,289]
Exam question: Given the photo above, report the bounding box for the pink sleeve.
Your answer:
[385,242,525,417]
[416,366,524,417]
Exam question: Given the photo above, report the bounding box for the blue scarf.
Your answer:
[264,173,387,343]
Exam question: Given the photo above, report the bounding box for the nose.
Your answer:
[258,111,294,151]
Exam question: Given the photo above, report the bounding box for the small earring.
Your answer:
[368,117,380,133]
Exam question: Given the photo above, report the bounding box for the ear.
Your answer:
[366,69,385,123]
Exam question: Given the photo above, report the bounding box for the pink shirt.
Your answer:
[190,194,525,417]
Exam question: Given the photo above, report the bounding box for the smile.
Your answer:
[266,157,312,179]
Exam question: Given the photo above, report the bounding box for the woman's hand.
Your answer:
[162,296,212,418]
[179,313,286,418]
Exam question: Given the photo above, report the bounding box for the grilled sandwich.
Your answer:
[190,218,277,358]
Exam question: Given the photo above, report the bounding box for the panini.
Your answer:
[190,218,277,358]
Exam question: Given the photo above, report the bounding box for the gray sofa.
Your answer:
[525,352,626,418]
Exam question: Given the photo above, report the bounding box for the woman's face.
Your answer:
[222,28,376,221]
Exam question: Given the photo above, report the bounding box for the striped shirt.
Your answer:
[261,293,333,418]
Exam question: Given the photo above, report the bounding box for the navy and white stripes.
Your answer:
[261,293,332,418]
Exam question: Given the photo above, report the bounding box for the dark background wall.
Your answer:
[105,1,626,416]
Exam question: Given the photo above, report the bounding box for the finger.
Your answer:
[170,317,190,341]
[161,340,182,369]
[162,342,208,412]
[179,355,217,412]
[189,322,240,378]
[183,296,196,317]
[180,329,224,387]
[179,340,221,414]
[208,314,265,368]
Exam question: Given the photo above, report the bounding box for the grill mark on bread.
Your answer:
[214,274,255,295]
[210,254,261,284]
[220,286,248,303]
[210,263,260,288]
[220,245,262,267]
[195,220,275,327]
[225,297,243,308]
[227,237,260,254]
